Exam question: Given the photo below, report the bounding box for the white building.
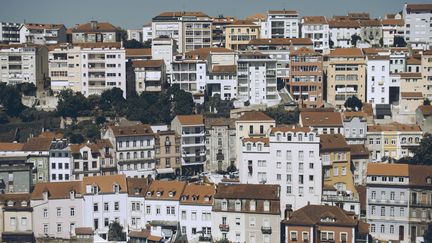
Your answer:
[171,59,207,101]
[367,55,391,105]
[31,181,84,239]
[19,23,66,45]
[301,16,330,54]
[0,22,21,43]
[82,175,128,240]
[403,3,432,50]
[171,115,206,176]
[127,29,143,42]
[237,52,280,106]
[152,37,177,76]
[142,24,152,42]
[126,178,149,231]
[79,43,127,97]
[179,184,215,242]
[239,126,322,212]
[132,59,166,93]
[382,18,405,47]
[266,10,299,38]
[206,65,237,100]
[328,19,361,48]
[49,139,72,182]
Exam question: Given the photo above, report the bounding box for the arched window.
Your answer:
[235,200,241,211]
[126,152,130,159]
[263,200,270,211]
[119,153,124,160]
[298,133,303,141]
[250,200,256,211]
[309,134,314,141]
[415,137,420,143]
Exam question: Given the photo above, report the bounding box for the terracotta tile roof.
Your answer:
[22,137,53,151]
[97,139,113,148]
[215,183,280,200]
[0,143,24,151]
[300,111,343,127]
[302,16,328,25]
[39,131,64,139]
[127,178,149,197]
[343,111,368,121]
[406,4,432,12]
[156,11,209,18]
[176,115,204,126]
[23,23,65,30]
[349,144,369,157]
[328,19,360,28]
[424,50,432,55]
[367,55,390,60]
[328,48,364,57]
[129,230,150,238]
[237,111,274,121]
[382,19,404,26]
[359,19,382,27]
[268,10,298,15]
[75,42,122,49]
[73,21,120,33]
[367,163,409,177]
[399,72,422,78]
[401,92,423,99]
[109,124,154,137]
[367,123,422,132]
[320,134,350,151]
[245,13,266,21]
[362,48,388,55]
[148,235,163,241]
[0,193,31,209]
[408,165,432,187]
[248,38,312,46]
[290,47,320,56]
[205,117,235,128]
[145,180,187,200]
[185,47,234,60]
[83,174,127,194]
[243,137,270,145]
[132,59,164,68]
[31,181,83,200]
[348,12,370,20]
[271,126,311,134]
[283,204,357,226]
[125,48,151,57]
[407,57,421,65]
[229,20,259,26]
[75,227,94,235]
[418,105,432,116]
[180,184,215,205]
[211,65,237,74]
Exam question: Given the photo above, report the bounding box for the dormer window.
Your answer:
[221,199,228,211]
[247,143,251,151]
[427,177,432,184]
[192,195,198,201]
[7,201,14,207]
[43,191,48,201]
[70,190,75,199]
[113,184,120,193]
[263,200,270,211]
[168,191,174,197]
[276,133,281,141]
[309,134,314,141]
[134,188,140,195]
[92,185,99,194]
[21,201,28,207]
[250,200,256,211]
[298,134,303,141]
[320,217,336,222]
[257,143,262,151]
[235,200,241,211]
[287,134,292,141]
[146,191,152,197]
[181,195,187,201]
[156,191,162,197]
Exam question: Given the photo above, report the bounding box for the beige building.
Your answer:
[154,130,181,176]
[48,44,82,93]
[132,59,166,93]
[225,20,260,50]
[421,50,432,99]
[326,48,366,108]
[399,72,422,93]
[0,193,34,243]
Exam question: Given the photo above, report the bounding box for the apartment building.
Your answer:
[142,23,152,42]
[19,23,66,45]
[367,55,391,105]
[83,175,128,240]
[0,22,21,43]
[102,124,155,178]
[144,180,187,240]
[0,44,48,90]
[265,10,299,38]
[49,139,72,182]
[282,204,358,243]
[301,16,330,54]
[288,47,323,107]
[70,143,102,180]
[421,50,432,99]
[399,72,423,95]
[326,48,366,107]
[328,19,361,48]
[205,117,236,173]
[171,115,206,175]
[132,59,166,93]
[71,21,122,43]
[48,44,82,93]
[366,123,423,161]
[0,156,32,193]
[211,16,236,47]
[126,178,149,231]
[154,130,181,176]
[179,184,215,242]
[31,181,84,239]
[403,4,432,50]
[22,134,53,185]
[349,144,369,186]
[382,19,405,47]
[299,110,344,135]
[234,111,275,142]
[152,37,176,76]
[342,112,368,144]
[212,183,281,243]
[239,126,322,212]
[171,59,207,97]
[79,43,126,97]
[151,11,212,53]
[206,64,237,100]
[237,52,280,106]
[225,20,260,51]
[0,193,34,243]
[127,29,143,42]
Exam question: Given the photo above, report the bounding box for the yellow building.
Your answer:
[326,48,366,108]
[225,20,260,51]
[320,134,356,193]
[0,193,34,242]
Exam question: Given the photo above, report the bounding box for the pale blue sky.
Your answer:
[1,0,427,29]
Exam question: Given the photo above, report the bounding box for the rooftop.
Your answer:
[300,111,343,127]
[328,48,364,57]
[215,183,280,200]
[248,38,313,46]
[82,174,127,194]
[145,180,187,200]
[31,181,83,200]
[73,21,120,33]
[237,111,274,121]
[283,204,357,227]
[367,163,409,177]
[176,114,204,125]
[180,184,215,205]
[320,134,350,151]
[367,123,421,132]
[109,124,154,137]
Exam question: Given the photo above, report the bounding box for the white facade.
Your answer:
[19,24,66,45]
[179,204,212,241]
[144,197,180,239]
[49,148,72,182]
[0,22,21,43]
[266,11,300,38]
[367,57,391,105]
[403,4,432,50]
[301,18,330,54]
[329,24,360,48]
[127,29,143,42]
[171,60,207,95]
[239,128,322,212]
[206,71,237,100]
[142,25,152,42]
[152,37,176,75]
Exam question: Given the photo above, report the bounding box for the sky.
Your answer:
[1,0,427,29]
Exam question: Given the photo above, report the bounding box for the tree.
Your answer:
[123,39,144,49]
[424,98,431,106]
[19,83,37,96]
[393,36,407,47]
[0,85,24,117]
[108,222,126,241]
[69,133,84,144]
[411,134,432,165]
[264,106,299,124]
[424,222,432,243]
[100,88,125,115]
[56,90,90,118]
[95,115,106,125]
[143,39,152,48]
[204,94,233,118]
[0,111,8,124]
[351,34,361,47]
[344,96,363,111]
[169,85,194,116]
[329,38,334,49]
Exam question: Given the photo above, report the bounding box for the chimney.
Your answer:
[284,204,293,219]
[90,20,97,31]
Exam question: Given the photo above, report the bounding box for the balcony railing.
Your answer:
[322,195,359,202]
[219,224,229,232]
[261,226,272,234]
[410,201,432,207]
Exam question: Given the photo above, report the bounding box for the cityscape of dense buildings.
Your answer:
[0,2,432,243]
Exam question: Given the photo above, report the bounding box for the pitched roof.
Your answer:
[328,19,360,28]
[0,143,24,151]
[300,111,343,127]
[302,16,328,25]
[245,13,266,21]
[31,181,83,200]
[268,10,298,15]
[359,19,382,27]
[205,117,235,128]
[73,21,120,33]
[211,65,237,74]
[125,48,151,58]
[109,124,154,137]
[145,180,187,200]
[328,48,364,57]
[418,105,432,116]
[23,23,65,30]
[129,230,150,238]
[237,111,274,121]
[408,165,432,187]
[75,227,94,235]
[367,123,421,132]
[343,111,368,121]
[399,72,422,78]
[349,144,369,157]
[82,174,127,194]
[248,38,313,46]
[367,163,409,177]
[382,19,404,26]
[156,11,209,18]
[407,57,421,65]
[180,184,215,205]
[75,42,122,49]
[229,20,259,26]
[406,4,432,12]
[132,59,164,68]
[185,47,234,60]
[283,204,357,227]
[176,115,204,125]
[22,137,53,151]
[0,193,31,209]
[271,126,311,134]
[243,137,270,145]
[320,134,350,151]
[215,183,280,200]
[401,92,423,99]
[127,178,150,197]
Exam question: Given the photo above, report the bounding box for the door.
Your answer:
[411,226,416,242]
[399,225,404,241]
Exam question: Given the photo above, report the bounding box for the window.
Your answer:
[249,217,256,227]
[302,232,309,241]
[104,202,109,211]
[235,200,241,211]
[286,150,292,160]
[43,208,48,218]
[57,208,62,217]
[146,206,151,214]
[44,224,48,234]
[287,162,292,172]
[10,217,16,226]
[390,207,395,217]
[93,203,98,212]
[380,224,385,233]
[340,233,348,242]
[70,207,75,216]
[290,231,297,241]
[264,201,270,211]
[371,224,376,232]
[381,206,385,216]
[371,206,376,215]
[114,202,119,211]
[390,225,394,234]
[235,217,240,225]
[191,211,197,220]
[181,210,186,220]
[321,231,334,241]
[57,223,62,233]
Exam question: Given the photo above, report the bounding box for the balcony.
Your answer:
[410,201,432,208]
[261,226,272,234]
[367,198,407,205]
[219,224,229,232]
[182,142,205,147]
[182,131,204,137]
[322,194,359,203]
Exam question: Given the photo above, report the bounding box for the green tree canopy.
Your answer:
[123,39,144,49]
[424,222,432,243]
[108,222,126,241]
[424,98,431,106]
[344,96,363,111]
[411,134,432,165]
[351,34,361,47]
[56,89,90,118]
[0,84,25,117]
[264,105,299,124]
[393,36,407,47]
